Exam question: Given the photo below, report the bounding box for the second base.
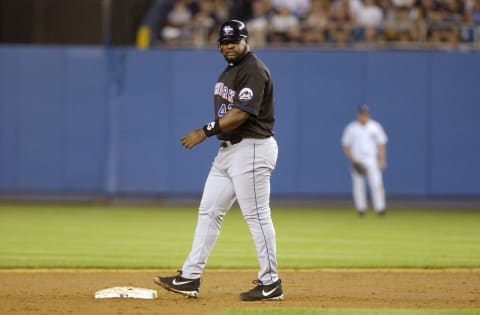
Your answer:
[95,287,158,299]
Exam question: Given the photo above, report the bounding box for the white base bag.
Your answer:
[95,287,158,299]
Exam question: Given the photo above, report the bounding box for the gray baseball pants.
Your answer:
[181,137,279,285]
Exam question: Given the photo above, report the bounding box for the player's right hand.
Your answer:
[181,128,207,149]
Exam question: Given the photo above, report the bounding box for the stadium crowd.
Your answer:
[156,0,480,48]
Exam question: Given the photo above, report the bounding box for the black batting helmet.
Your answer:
[218,20,248,43]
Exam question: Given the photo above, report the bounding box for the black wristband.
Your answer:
[202,119,221,137]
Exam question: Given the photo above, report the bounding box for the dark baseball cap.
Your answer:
[358,104,370,113]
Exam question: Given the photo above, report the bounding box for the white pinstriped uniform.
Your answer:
[342,119,388,213]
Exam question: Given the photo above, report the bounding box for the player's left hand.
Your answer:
[181,128,207,149]
[352,161,367,175]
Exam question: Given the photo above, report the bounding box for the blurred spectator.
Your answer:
[329,25,354,47]
[246,0,272,47]
[349,0,364,19]
[443,0,464,24]
[160,0,192,46]
[470,0,480,43]
[213,0,231,21]
[303,0,329,44]
[427,24,459,46]
[354,0,384,28]
[230,0,254,21]
[269,5,302,44]
[391,0,415,8]
[328,0,353,46]
[352,0,384,43]
[363,23,384,43]
[423,0,445,25]
[191,0,226,46]
[472,0,480,24]
[377,0,395,16]
[153,0,480,48]
[423,0,463,46]
[329,0,353,23]
[161,26,183,46]
[271,0,311,18]
[167,0,192,27]
[384,5,419,41]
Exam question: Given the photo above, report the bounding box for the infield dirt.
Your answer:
[0,269,479,315]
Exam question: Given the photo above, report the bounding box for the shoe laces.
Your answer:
[252,279,263,287]
[173,270,184,280]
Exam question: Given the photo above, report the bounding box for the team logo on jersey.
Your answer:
[238,88,253,102]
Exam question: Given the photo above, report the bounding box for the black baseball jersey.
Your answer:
[213,52,275,141]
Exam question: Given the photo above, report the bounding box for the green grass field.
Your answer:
[0,204,479,268]
[1,204,479,315]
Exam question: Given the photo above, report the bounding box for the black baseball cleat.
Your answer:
[153,271,200,298]
[240,279,283,301]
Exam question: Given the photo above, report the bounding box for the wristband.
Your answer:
[202,119,221,137]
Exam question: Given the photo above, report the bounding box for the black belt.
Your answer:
[220,136,270,148]
[220,138,241,148]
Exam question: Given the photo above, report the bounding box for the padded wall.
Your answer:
[0,46,478,196]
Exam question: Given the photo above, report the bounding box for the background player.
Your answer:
[341,104,388,216]
[154,20,283,301]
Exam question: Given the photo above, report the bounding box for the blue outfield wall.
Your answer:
[0,45,479,197]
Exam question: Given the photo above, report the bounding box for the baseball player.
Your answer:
[341,104,388,216]
[154,20,283,301]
